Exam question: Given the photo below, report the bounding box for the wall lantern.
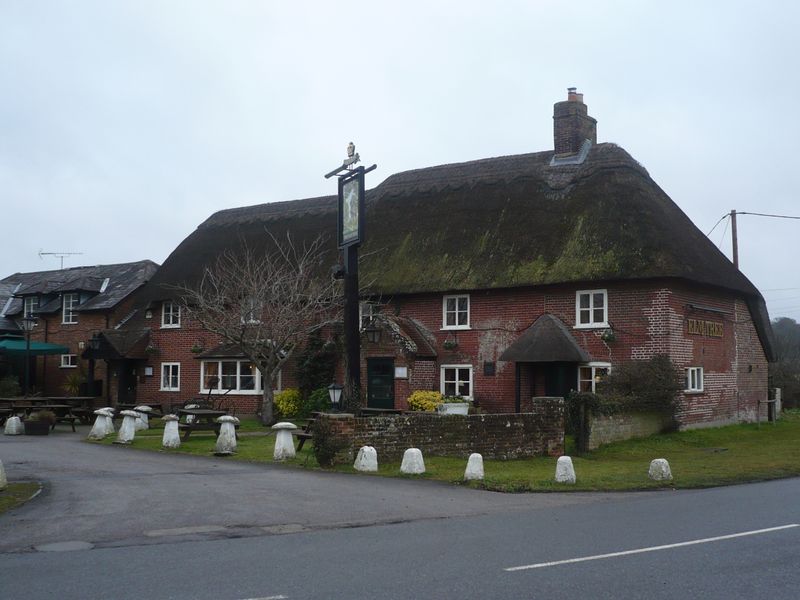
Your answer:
[327,383,344,411]
[88,334,101,351]
[363,323,381,344]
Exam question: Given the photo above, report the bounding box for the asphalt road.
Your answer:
[2,428,799,599]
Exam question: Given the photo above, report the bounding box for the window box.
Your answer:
[436,401,470,415]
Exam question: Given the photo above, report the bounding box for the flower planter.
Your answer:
[24,420,51,435]
[437,402,470,415]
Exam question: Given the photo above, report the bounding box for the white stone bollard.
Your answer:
[99,408,116,433]
[214,415,239,456]
[134,406,153,431]
[272,422,298,460]
[464,453,484,481]
[400,448,426,474]
[88,409,113,440]
[649,458,673,481]
[0,459,6,491]
[354,446,378,472]
[162,415,181,449]
[555,456,576,484]
[4,416,24,435]
[116,410,139,444]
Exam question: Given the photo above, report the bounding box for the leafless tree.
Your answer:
[174,233,340,424]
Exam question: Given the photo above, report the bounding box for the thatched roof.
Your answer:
[139,143,774,360]
[500,314,590,363]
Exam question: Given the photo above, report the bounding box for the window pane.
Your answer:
[457,297,468,311]
[221,362,237,390]
[579,294,590,309]
[457,311,467,325]
[240,362,256,390]
[444,382,456,396]
[593,308,604,323]
[580,309,590,324]
[446,298,456,312]
[446,312,456,326]
[444,368,455,381]
[593,293,604,308]
[203,362,219,389]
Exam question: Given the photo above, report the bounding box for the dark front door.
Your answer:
[367,358,395,409]
[117,361,138,404]
[544,362,577,399]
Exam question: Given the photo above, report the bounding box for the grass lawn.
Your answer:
[0,482,42,514]
[91,411,800,492]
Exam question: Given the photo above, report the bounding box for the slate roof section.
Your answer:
[499,314,591,363]
[1,260,158,318]
[137,143,774,360]
[0,283,20,332]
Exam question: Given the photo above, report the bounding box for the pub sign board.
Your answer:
[338,168,365,248]
[687,318,724,338]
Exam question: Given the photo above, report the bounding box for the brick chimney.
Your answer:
[553,88,597,155]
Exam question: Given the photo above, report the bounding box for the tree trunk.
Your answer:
[261,384,275,425]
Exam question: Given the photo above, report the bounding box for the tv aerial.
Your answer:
[38,250,83,269]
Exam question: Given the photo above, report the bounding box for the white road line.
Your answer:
[505,523,800,572]
[238,596,288,600]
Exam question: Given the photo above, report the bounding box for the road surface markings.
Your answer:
[238,596,288,600]
[505,523,799,572]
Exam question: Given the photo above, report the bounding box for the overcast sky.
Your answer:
[2,1,799,321]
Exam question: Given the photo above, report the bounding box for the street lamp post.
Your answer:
[19,314,37,397]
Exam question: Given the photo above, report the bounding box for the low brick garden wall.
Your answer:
[320,398,564,462]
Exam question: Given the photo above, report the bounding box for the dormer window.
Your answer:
[162,301,181,328]
[24,296,39,318]
[442,294,470,330]
[360,301,378,329]
[62,293,79,324]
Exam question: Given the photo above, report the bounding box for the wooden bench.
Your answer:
[178,421,240,441]
[293,414,319,451]
[52,415,78,432]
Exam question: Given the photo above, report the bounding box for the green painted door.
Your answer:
[367,358,395,409]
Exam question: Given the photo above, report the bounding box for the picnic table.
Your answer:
[177,408,237,441]
[37,404,79,432]
[47,397,98,424]
[293,412,321,451]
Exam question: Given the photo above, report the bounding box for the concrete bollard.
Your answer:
[464,453,484,481]
[648,458,673,481]
[134,406,153,431]
[555,456,576,484]
[272,422,298,460]
[99,408,116,433]
[354,446,378,472]
[400,448,426,474]
[4,416,24,436]
[115,410,139,444]
[0,459,6,491]
[88,409,114,440]
[162,415,181,449]
[214,415,239,456]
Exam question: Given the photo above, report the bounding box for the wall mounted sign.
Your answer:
[687,318,724,338]
[394,366,408,379]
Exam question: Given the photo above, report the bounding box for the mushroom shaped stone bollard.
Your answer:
[162,415,181,449]
[464,453,485,481]
[214,415,239,456]
[400,448,426,474]
[0,459,6,491]
[354,446,378,472]
[115,410,140,444]
[99,408,116,433]
[88,409,113,440]
[272,422,298,460]
[4,416,24,436]
[134,406,153,431]
[648,458,673,481]
[555,456,576,484]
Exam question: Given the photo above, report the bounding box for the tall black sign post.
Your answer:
[325,143,376,410]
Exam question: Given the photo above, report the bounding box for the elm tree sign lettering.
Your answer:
[687,318,724,338]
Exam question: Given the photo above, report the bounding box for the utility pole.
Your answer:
[729,209,739,269]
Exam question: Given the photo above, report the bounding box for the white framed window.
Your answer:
[200,360,280,394]
[685,367,704,392]
[62,293,79,324]
[440,364,473,399]
[442,294,470,330]
[575,289,608,328]
[24,296,39,318]
[161,301,181,328]
[60,354,77,368]
[359,301,378,329]
[160,363,180,391]
[578,362,611,393]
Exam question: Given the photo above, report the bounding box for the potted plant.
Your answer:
[24,410,57,435]
[436,396,471,415]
